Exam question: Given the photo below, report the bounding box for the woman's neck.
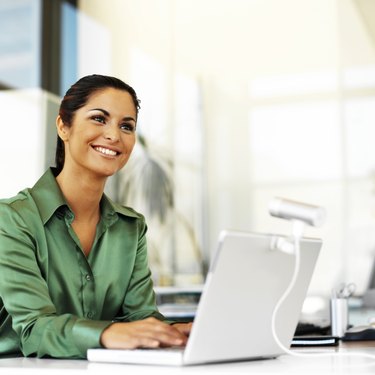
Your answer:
[56,168,106,220]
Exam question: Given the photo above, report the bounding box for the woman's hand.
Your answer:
[100,317,189,349]
[172,322,193,337]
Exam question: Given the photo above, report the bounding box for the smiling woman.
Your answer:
[56,88,137,179]
[0,74,192,359]
[55,75,140,175]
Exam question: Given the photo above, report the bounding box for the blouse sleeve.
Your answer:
[114,216,165,323]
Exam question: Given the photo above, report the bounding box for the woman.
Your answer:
[0,74,191,358]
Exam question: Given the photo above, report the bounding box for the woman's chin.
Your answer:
[88,165,118,179]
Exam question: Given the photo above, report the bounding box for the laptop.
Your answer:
[87,230,322,366]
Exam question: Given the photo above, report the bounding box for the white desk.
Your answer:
[1,343,375,374]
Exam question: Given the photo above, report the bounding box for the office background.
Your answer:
[1,0,375,303]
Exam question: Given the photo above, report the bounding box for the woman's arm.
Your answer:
[101,214,192,349]
[0,203,111,358]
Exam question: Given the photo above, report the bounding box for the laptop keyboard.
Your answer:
[135,346,185,352]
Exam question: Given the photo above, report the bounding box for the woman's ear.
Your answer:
[56,115,69,141]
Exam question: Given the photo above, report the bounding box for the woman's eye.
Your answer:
[92,115,105,124]
[120,123,136,133]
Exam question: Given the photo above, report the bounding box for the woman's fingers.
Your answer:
[100,317,188,349]
[172,322,193,336]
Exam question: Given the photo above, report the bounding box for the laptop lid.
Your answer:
[87,230,321,366]
[182,230,321,365]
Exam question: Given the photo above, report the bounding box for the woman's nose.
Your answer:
[103,124,120,142]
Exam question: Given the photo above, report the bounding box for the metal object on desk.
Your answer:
[330,298,349,337]
[330,283,356,337]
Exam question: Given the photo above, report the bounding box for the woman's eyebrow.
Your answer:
[89,108,110,116]
[89,108,136,122]
[123,116,136,123]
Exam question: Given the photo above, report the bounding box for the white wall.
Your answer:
[78,0,375,295]
[0,89,59,198]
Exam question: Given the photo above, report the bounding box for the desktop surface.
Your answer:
[1,342,375,375]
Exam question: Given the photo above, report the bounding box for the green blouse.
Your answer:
[0,168,164,358]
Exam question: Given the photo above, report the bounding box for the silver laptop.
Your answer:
[87,230,322,366]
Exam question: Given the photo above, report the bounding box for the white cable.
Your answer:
[270,221,375,363]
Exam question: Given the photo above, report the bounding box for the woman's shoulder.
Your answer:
[0,169,55,212]
[0,188,32,210]
[103,195,145,221]
[0,188,38,228]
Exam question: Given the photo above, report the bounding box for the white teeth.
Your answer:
[94,146,117,156]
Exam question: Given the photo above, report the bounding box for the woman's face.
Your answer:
[57,87,137,178]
